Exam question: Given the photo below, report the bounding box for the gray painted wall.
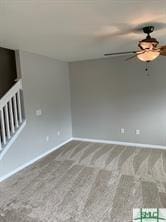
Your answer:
[0,51,72,178]
[70,56,166,146]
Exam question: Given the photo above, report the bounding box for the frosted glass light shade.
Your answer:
[137,51,160,62]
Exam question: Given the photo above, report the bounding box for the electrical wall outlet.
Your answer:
[135,129,140,135]
[46,136,49,142]
[120,128,125,134]
[36,109,42,116]
[57,131,61,136]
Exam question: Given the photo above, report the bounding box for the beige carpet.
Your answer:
[0,140,166,222]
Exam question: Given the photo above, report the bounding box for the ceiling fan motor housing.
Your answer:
[138,37,159,50]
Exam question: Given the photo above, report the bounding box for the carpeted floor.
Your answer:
[0,140,166,222]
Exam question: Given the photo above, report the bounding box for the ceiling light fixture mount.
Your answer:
[142,26,154,35]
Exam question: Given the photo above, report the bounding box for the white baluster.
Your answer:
[16,90,22,124]
[13,94,19,128]
[0,109,6,145]
[0,137,2,151]
[9,99,15,134]
[4,104,11,140]
[0,124,2,151]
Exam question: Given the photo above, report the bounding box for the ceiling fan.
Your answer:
[104,26,166,62]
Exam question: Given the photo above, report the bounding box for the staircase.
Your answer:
[0,79,26,159]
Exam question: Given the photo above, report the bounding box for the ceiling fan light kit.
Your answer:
[137,50,160,62]
[104,25,166,63]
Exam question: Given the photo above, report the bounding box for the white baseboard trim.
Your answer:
[0,138,72,182]
[72,137,166,150]
[0,120,27,161]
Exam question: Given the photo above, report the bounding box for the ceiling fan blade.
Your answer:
[125,51,145,61]
[160,51,166,56]
[125,54,138,61]
[96,24,133,39]
[159,45,166,56]
[133,22,166,33]
[104,51,137,56]
[97,22,166,40]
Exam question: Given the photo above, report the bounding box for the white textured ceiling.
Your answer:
[0,0,166,61]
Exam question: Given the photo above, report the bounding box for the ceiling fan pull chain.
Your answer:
[145,61,150,76]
